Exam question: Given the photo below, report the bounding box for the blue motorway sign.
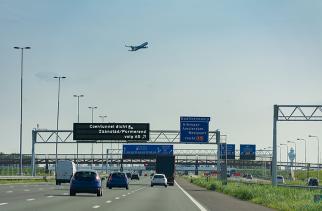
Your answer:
[219,144,235,160]
[240,144,256,160]
[122,144,173,159]
[180,116,210,143]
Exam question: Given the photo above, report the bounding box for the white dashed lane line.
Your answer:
[24,189,30,192]
[106,200,112,203]
[47,195,54,198]
[6,190,13,193]
[26,198,35,201]
[115,197,120,200]
[127,192,131,195]
[122,194,126,197]
[92,205,100,209]
[0,203,8,206]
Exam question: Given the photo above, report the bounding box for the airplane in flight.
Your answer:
[125,42,148,51]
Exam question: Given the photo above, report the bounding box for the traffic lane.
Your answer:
[0,179,148,211]
[3,186,147,211]
[176,177,274,211]
[0,183,59,203]
[99,180,201,211]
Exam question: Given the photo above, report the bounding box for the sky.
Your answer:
[1,0,322,164]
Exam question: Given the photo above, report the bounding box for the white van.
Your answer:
[56,160,76,185]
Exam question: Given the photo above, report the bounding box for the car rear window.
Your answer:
[74,171,97,180]
[112,173,126,178]
[154,175,164,179]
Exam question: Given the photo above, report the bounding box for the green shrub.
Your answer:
[185,176,322,211]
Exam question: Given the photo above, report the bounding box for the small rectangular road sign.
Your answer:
[180,116,210,143]
[240,144,256,160]
[219,143,235,160]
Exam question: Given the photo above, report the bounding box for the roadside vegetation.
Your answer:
[184,176,322,211]
[0,178,54,184]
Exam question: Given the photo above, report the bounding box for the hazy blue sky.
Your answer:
[1,0,322,163]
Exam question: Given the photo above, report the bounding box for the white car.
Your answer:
[151,174,167,187]
[276,175,285,184]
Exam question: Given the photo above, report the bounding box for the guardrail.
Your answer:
[229,177,322,189]
[277,184,322,190]
[0,176,54,180]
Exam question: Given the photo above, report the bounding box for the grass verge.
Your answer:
[0,178,55,184]
[184,176,322,211]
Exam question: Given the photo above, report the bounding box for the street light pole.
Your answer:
[309,135,320,180]
[14,46,31,176]
[54,76,66,180]
[73,94,84,168]
[280,144,288,169]
[88,106,98,169]
[297,138,307,164]
[98,115,107,173]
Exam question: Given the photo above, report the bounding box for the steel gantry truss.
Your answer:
[32,130,218,144]
[31,129,218,175]
[272,105,322,186]
[29,128,278,176]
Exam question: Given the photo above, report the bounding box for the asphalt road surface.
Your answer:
[0,177,274,211]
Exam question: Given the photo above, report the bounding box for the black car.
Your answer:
[131,173,139,180]
[308,177,319,186]
[126,172,131,179]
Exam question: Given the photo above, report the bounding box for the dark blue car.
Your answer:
[70,170,102,196]
[107,172,129,189]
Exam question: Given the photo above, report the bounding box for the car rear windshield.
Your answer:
[154,175,164,179]
[74,171,97,180]
[112,173,126,178]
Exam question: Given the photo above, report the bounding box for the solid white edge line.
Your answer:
[175,180,207,211]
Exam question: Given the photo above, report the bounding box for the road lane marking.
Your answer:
[175,180,207,211]
[92,205,100,209]
[24,189,30,192]
[127,193,131,195]
[106,200,112,203]
[47,195,54,198]
[122,194,126,197]
[63,192,68,195]
[6,191,13,193]
[115,197,120,200]
[133,187,145,192]
[26,198,35,201]
[0,203,8,206]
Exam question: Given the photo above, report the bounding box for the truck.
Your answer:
[156,155,175,186]
[56,160,76,185]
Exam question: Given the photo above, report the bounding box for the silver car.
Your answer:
[151,174,167,187]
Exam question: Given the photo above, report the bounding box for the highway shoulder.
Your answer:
[175,177,274,211]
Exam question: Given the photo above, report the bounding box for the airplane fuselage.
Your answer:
[126,42,148,51]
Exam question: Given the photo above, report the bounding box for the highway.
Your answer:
[0,177,273,211]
